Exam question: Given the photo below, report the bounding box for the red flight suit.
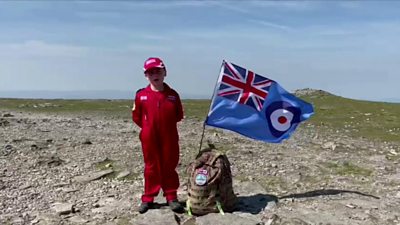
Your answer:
[132,83,184,203]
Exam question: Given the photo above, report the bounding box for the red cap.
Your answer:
[143,57,165,72]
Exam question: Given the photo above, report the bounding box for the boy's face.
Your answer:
[145,68,166,86]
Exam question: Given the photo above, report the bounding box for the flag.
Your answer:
[205,60,314,143]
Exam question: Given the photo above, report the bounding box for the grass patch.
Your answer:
[261,176,287,192]
[0,98,132,118]
[1,93,399,142]
[300,174,330,185]
[0,98,211,120]
[302,92,400,142]
[323,161,373,177]
[117,217,132,225]
[234,175,251,182]
[95,158,115,170]
[182,99,210,120]
[94,158,140,181]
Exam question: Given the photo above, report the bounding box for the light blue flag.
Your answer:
[205,61,314,143]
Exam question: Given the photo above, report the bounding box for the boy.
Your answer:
[132,57,184,214]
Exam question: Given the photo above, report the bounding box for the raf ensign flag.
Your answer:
[205,60,314,143]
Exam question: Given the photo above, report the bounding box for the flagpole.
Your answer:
[198,60,226,153]
[208,60,226,114]
[198,122,206,152]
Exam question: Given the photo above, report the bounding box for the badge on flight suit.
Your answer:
[167,95,176,101]
[133,95,148,111]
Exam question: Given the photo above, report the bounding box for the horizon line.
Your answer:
[0,90,399,103]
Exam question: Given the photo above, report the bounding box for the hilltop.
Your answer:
[0,92,399,225]
[293,88,332,97]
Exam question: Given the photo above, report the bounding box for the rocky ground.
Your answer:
[0,110,399,225]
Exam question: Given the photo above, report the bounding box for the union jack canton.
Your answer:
[217,61,273,111]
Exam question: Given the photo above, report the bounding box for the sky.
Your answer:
[0,1,399,102]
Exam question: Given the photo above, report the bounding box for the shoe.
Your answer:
[168,200,184,213]
[138,202,153,214]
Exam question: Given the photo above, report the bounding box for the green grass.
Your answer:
[301,92,400,142]
[0,98,132,118]
[95,158,115,170]
[323,161,373,177]
[1,91,399,142]
[94,158,140,181]
[261,176,287,193]
[116,217,131,225]
[0,98,211,120]
[182,99,210,120]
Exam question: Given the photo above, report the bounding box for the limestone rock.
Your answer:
[73,169,114,183]
[130,209,178,225]
[196,213,260,225]
[68,215,88,224]
[52,203,74,215]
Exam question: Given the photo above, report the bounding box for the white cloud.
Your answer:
[136,34,172,41]
[336,2,362,9]
[0,40,89,58]
[1,2,399,101]
[248,1,320,11]
[311,27,359,37]
[210,1,320,13]
[208,2,252,14]
[126,43,172,52]
[76,11,124,19]
[133,1,210,9]
[74,0,210,14]
[0,40,144,92]
[247,19,293,31]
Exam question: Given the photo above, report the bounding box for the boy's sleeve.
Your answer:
[132,92,142,128]
[176,93,184,122]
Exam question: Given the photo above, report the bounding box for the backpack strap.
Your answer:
[216,200,225,215]
[206,151,223,166]
[193,150,223,169]
[186,199,193,216]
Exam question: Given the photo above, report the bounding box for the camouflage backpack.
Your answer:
[186,148,237,215]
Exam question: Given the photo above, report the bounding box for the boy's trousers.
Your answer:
[140,127,180,203]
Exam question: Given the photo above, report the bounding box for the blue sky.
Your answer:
[0,1,399,101]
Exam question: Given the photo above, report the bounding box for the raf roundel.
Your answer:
[265,101,301,138]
